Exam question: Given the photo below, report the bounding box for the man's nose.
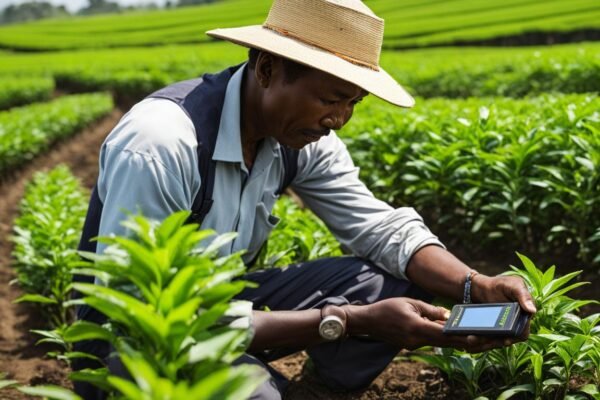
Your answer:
[322,114,344,130]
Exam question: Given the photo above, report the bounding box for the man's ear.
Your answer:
[255,51,277,89]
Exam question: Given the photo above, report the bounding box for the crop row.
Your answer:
[11,165,88,328]
[0,42,597,110]
[0,0,597,51]
[344,93,600,268]
[7,167,599,399]
[0,76,54,111]
[0,93,113,177]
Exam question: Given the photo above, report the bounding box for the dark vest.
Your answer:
[76,64,298,295]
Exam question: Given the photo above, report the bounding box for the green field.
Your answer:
[0,0,597,51]
[1,1,600,398]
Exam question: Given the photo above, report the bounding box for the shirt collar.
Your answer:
[212,63,280,164]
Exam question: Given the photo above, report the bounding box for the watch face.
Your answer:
[320,319,343,340]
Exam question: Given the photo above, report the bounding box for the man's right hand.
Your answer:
[343,297,520,353]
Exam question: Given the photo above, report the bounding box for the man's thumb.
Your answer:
[416,301,451,321]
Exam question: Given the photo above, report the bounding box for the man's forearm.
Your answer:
[248,309,323,352]
[405,245,491,302]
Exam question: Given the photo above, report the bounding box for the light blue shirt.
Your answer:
[96,64,443,279]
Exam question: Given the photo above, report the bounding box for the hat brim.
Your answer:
[206,26,415,108]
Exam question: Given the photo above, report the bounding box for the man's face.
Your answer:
[260,62,368,150]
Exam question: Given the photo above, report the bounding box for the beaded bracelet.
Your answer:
[463,270,479,304]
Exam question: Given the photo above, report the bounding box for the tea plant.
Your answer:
[11,166,88,329]
[344,93,600,268]
[255,196,342,269]
[412,254,600,399]
[0,93,113,177]
[63,211,265,399]
[0,76,54,110]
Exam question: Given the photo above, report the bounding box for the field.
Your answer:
[0,0,598,51]
[0,0,599,399]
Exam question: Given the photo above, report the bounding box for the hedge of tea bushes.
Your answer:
[0,0,597,51]
[11,165,88,328]
[382,42,600,98]
[0,92,113,177]
[343,93,600,267]
[0,76,54,110]
[0,43,597,105]
[413,254,600,399]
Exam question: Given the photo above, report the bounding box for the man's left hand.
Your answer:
[471,274,536,341]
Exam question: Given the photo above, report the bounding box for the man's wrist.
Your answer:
[470,273,492,303]
[340,304,372,336]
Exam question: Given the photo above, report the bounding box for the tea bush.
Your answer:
[344,93,600,267]
[413,254,600,399]
[0,76,54,110]
[0,93,113,177]
[63,211,265,399]
[11,165,88,329]
[255,196,342,269]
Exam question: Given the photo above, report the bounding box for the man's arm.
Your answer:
[405,245,537,312]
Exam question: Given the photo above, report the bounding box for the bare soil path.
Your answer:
[0,110,123,399]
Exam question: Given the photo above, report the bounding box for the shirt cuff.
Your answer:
[389,220,445,280]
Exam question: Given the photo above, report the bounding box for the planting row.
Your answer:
[0,93,113,178]
[0,76,54,110]
[1,42,597,108]
[344,93,600,268]
[6,167,598,399]
[0,0,597,51]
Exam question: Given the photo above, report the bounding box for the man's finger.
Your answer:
[413,300,451,321]
[512,279,537,314]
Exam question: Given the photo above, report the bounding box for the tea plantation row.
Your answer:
[0,93,113,178]
[0,0,597,51]
[344,93,600,268]
[0,42,598,104]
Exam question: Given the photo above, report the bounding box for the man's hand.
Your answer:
[469,273,536,342]
[472,274,536,313]
[344,297,522,353]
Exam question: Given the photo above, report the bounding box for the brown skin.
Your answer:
[242,52,536,354]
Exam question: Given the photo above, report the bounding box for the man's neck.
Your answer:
[240,68,268,170]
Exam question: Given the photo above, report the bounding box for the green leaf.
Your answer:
[63,321,115,343]
[18,385,82,400]
[497,384,534,400]
[0,379,19,389]
[14,294,58,305]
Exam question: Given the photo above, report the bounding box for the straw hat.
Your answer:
[206,0,414,108]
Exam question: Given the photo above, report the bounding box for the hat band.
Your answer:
[263,23,379,71]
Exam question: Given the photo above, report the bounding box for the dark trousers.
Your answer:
[73,256,431,399]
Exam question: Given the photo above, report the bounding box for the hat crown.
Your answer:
[264,0,384,70]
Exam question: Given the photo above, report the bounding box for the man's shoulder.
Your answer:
[103,98,197,158]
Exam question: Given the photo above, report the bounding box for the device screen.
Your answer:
[458,306,503,328]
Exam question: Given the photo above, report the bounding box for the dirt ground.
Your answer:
[0,108,597,399]
[0,110,122,399]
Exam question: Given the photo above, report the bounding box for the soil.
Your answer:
[0,106,598,399]
[0,110,123,399]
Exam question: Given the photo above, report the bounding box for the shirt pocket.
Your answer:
[245,201,280,262]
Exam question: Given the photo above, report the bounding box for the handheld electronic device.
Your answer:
[443,302,530,337]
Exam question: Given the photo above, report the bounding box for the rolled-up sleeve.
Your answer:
[291,132,444,280]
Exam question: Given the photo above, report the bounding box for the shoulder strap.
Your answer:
[277,145,300,195]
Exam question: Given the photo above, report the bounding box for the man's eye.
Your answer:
[320,98,337,105]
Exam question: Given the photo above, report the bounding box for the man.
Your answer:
[76,0,536,398]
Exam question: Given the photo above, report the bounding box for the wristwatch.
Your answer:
[319,305,347,341]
